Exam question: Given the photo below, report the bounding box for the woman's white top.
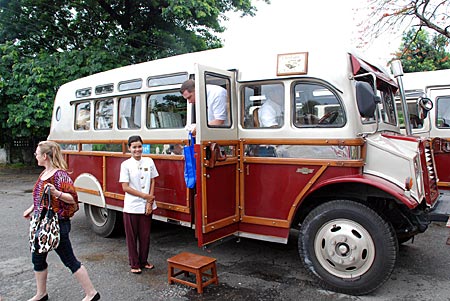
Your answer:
[119,157,159,214]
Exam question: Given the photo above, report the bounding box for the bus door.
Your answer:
[428,88,450,190]
[194,64,239,246]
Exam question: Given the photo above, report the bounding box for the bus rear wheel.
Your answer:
[298,200,398,295]
[84,204,122,237]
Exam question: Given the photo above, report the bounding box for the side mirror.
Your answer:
[418,97,433,119]
[356,81,380,118]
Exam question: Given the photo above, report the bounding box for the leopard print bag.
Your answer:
[29,187,60,253]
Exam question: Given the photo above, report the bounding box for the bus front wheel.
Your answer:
[298,200,398,295]
[84,204,122,237]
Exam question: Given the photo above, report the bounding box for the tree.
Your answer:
[0,0,264,62]
[356,0,450,47]
[394,28,450,72]
[0,0,267,149]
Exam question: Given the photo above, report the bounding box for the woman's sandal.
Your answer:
[131,268,142,274]
[143,263,154,270]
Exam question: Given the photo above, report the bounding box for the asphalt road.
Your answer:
[1,167,450,301]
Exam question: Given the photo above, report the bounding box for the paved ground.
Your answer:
[1,166,450,301]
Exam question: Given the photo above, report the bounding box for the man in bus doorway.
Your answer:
[181,79,228,135]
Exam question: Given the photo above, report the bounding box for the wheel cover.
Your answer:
[88,205,109,227]
[314,218,375,278]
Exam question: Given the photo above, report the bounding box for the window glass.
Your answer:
[95,84,114,95]
[147,91,186,128]
[436,96,450,128]
[148,73,188,87]
[75,102,90,130]
[242,83,284,128]
[379,88,397,125]
[294,83,345,127]
[75,87,91,98]
[118,79,142,91]
[396,99,423,129]
[94,99,113,129]
[204,73,231,128]
[118,96,141,129]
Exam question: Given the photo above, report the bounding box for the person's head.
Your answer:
[264,84,284,105]
[181,79,196,104]
[127,135,144,160]
[35,141,68,170]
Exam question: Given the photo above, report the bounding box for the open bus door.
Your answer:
[194,64,239,246]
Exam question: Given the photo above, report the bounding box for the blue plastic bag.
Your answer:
[184,133,196,188]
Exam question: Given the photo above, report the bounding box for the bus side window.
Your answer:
[294,83,344,127]
[118,96,141,129]
[204,74,231,127]
[437,96,450,128]
[95,99,113,130]
[75,102,90,130]
[147,91,186,129]
[242,83,284,129]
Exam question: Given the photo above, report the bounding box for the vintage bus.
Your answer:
[48,46,441,295]
[396,69,450,192]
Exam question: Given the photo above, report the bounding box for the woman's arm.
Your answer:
[23,204,34,219]
[46,183,76,204]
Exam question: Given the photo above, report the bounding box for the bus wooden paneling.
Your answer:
[434,153,450,189]
[203,164,237,221]
[105,156,123,194]
[244,163,315,220]
[68,155,103,185]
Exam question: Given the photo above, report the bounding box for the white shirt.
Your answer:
[259,98,283,127]
[119,157,159,214]
[206,84,228,125]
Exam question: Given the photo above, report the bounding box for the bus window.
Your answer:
[436,96,450,128]
[242,83,284,128]
[75,102,90,130]
[94,99,113,130]
[147,91,186,129]
[118,96,141,129]
[379,88,397,125]
[204,73,231,127]
[294,83,345,127]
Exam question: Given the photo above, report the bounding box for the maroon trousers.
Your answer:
[123,212,152,269]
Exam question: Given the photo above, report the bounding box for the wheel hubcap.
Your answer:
[89,205,108,227]
[314,218,375,278]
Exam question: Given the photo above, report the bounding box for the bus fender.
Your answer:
[73,173,106,208]
[307,173,419,209]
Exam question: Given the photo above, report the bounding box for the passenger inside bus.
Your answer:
[257,84,284,127]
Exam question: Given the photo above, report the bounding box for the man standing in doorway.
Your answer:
[181,79,228,135]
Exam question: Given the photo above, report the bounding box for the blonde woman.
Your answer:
[23,141,100,301]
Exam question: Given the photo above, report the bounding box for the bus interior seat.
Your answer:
[253,107,260,127]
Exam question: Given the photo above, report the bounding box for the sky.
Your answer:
[219,0,404,67]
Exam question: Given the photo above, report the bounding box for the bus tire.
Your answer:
[298,200,398,296]
[84,203,121,237]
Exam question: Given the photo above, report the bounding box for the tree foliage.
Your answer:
[394,28,450,72]
[356,0,450,47]
[0,0,266,141]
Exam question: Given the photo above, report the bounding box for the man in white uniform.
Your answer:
[258,84,284,127]
[181,79,229,134]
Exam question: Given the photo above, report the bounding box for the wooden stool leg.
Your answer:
[212,264,218,285]
[195,269,203,293]
[168,265,174,284]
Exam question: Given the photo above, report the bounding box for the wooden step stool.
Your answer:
[167,252,218,293]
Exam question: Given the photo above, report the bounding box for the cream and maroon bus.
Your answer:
[48,46,441,295]
[396,69,450,193]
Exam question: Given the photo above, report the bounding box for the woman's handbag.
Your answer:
[29,186,60,253]
[183,133,196,189]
